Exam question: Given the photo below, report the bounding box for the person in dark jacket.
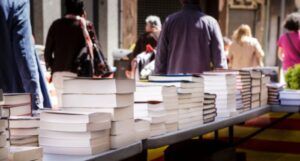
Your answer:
[45,0,99,107]
[0,0,50,109]
[155,0,227,75]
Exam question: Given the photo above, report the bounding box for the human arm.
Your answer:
[209,18,228,70]
[278,47,284,61]
[154,20,169,74]
[254,39,265,67]
[12,0,40,108]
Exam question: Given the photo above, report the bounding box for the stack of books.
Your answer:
[9,146,43,161]
[177,81,204,130]
[267,83,284,105]
[234,70,252,112]
[203,93,217,124]
[148,75,205,130]
[134,101,167,136]
[62,78,137,149]
[135,83,180,135]
[2,93,32,117]
[248,70,263,108]
[0,90,8,161]
[280,90,300,106]
[39,111,111,155]
[134,119,150,140]
[203,72,237,118]
[260,76,271,106]
[8,116,39,147]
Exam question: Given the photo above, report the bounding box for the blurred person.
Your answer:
[126,15,162,78]
[45,0,103,107]
[278,13,300,71]
[228,24,264,69]
[155,0,227,74]
[0,0,47,109]
[223,37,232,66]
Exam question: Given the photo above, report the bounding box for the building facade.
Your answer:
[30,0,297,66]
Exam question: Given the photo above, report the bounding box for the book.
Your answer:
[280,90,300,100]
[42,144,110,155]
[9,128,39,136]
[3,93,31,106]
[281,99,300,106]
[63,79,135,94]
[2,93,32,117]
[252,94,260,102]
[40,110,111,124]
[137,81,203,89]
[134,119,150,140]
[252,101,260,108]
[150,123,166,137]
[39,121,110,132]
[8,147,43,161]
[177,87,203,94]
[63,106,134,121]
[0,133,7,147]
[148,75,203,83]
[243,69,262,79]
[0,120,8,131]
[135,85,177,102]
[39,129,110,140]
[111,119,135,136]
[8,116,39,129]
[110,133,137,149]
[165,122,178,133]
[63,94,134,108]
[39,137,110,147]
[10,136,38,146]
[252,79,261,86]
[252,86,261,94]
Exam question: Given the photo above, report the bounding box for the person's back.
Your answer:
[229,37,264,69]
[45,18,85,73]
[44,0,88,107]
[228,24,264,69]
[278,13,300,71]
[155,1,227,74]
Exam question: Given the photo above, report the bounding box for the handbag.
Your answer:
[66,15,111,77]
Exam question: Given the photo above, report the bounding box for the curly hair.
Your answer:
[284,13,300,32]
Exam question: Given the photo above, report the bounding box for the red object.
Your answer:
[146,44,154,53]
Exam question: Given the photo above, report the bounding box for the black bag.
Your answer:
[76,44,112,77]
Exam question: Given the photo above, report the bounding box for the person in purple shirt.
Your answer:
[155,0,228,75]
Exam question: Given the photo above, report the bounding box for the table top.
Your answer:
[146,106,271,149]
[43,142,142,161]
[272,105,300,113]
[43,104,297,160]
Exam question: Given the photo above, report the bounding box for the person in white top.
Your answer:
[228,24,265,69]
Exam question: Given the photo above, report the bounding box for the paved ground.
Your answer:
[149,112,300,161]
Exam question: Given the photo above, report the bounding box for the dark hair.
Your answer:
[284,13,300,32]
[65,0,84,16]
[179,0,199,5]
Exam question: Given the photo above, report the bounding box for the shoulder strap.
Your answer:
[286,33,300,55]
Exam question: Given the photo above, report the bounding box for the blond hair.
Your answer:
[232,24,252,44]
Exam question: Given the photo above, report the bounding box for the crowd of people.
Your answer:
[0,0,300,109]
